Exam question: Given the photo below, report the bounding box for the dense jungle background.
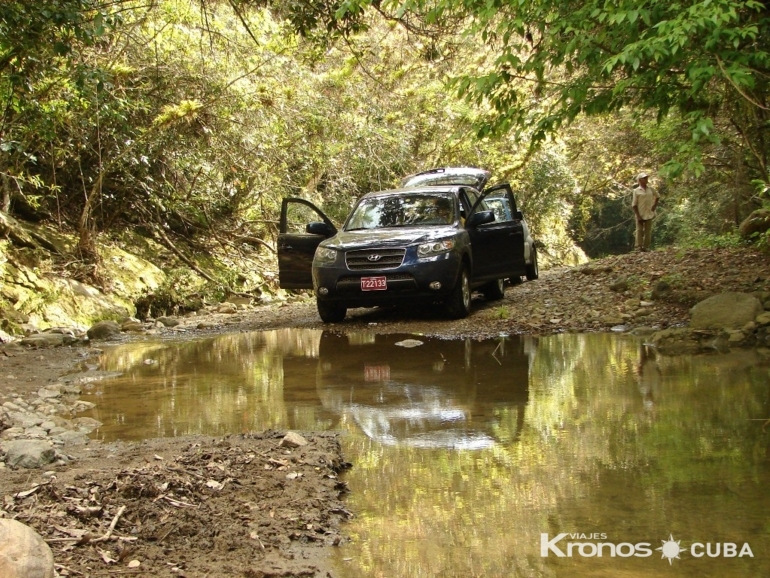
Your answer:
[1,0,770,319]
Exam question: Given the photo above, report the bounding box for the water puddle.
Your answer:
[82,330,770,577]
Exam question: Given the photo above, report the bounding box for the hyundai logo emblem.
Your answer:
[368,254,382,262]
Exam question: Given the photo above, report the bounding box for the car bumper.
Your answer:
[312,252,462,307]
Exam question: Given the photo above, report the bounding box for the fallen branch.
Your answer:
[92,505,126,543]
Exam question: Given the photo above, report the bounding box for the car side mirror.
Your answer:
[466,210,496,227]
[514,210,523,220]
[306,222,333,236]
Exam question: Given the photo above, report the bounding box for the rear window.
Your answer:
[401,168,489,190]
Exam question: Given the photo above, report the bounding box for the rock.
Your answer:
[601,315,624,326]
[120,320,144,332]
[87,320,122,340]
[629,326,657,337]
[156,316,180,327]
[0,308,30,324]
[650,328,703,355]
[217,303,238,314]
[651,280,671,300]
[690,292,764,330]
[7,412,44,429]
[20,334,76,348]
[756,312,770,327]
[0,428,23,440]
[43,327,76,336]
[37,386,61,399]
[53,430,89,446]
[727,330,746,344]
[738,208,770,240]
[197,321,218,329]
[280,432,309,448]
[23,426,48,438]
[72,417,102,431]
[71,401,96,412]
[1,440,56,468]
[610,278,629,292]
[0,519,55,578]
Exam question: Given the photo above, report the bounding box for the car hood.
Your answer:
[323,227,457,250]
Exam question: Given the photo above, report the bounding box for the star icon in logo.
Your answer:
[657,535,684,564]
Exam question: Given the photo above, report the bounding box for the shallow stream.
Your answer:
[81,330,770,577]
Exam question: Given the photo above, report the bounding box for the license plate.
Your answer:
[365,365,390,382]
[361,276,387,291]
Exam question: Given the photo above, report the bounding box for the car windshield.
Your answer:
[345,193,456,230]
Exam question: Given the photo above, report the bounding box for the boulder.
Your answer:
[0,519,55,578]
[690,292,764,330]
[1,440,56,468]
[280,432,309,448]
[156,316,180,327]
[87,320,121,340]
[738,208,770,240]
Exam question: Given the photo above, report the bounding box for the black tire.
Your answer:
[482,278,505,301]
[317,299,346,323]
[446,265,472,319]
[525,247,539,281]
[509,275,523,286]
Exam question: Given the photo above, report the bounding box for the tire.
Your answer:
[446,265,472,319]
[317,299,346,323]
[525,247,539,281]
[482,278,505,301]
[509,275,523,286]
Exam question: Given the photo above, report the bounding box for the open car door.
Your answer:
[278,198,337,289]
[467,184,526,279]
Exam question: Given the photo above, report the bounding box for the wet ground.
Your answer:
[75,329,770,577]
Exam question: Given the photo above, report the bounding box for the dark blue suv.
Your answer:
[277,168,536,322]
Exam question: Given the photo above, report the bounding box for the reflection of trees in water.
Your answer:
[340,335,770,578]
[89,330,325,439]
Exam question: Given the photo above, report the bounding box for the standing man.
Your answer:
[632,172,659,251]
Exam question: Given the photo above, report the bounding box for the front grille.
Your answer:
[346,248,406,271]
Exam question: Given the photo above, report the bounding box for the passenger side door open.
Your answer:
[467,184,526,280]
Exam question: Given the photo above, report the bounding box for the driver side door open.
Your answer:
[278,198,337,289]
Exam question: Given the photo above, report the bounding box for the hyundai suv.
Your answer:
[277,168,536,322]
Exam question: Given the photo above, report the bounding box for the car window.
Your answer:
[345,193,456,230]
[484,196,513,222]
[400,168,489,190]
[402,174,480,187]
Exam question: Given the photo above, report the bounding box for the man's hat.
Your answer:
[637,172,649,180]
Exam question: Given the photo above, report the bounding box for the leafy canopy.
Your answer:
[293,0,770,160]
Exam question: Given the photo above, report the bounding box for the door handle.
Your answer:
[279,244,292,250]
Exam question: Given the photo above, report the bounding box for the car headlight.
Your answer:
[417,238,455,257]
[314,246,338,264]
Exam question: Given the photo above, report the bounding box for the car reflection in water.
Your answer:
[310,332,532,450]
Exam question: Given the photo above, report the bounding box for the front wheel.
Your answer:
[317,300,347,323]
[525,247,539,281]
[482,278,505,301]
[446,266,472,319]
